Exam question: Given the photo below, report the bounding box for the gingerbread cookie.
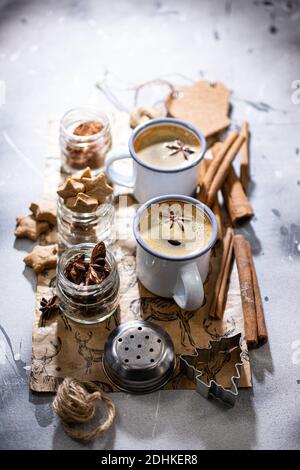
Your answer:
[166,80,231,138]
[15,215,49,241]
[73,166,93,181]
[41,227,58,245]
[30,200,57,226]
[24,244,58,274]
[66,193,98,212]
[82,173,113,203]
[57,178,85,201]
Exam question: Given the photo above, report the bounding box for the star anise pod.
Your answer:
[90,241,106,268]
[86,265,106,286]
[39,295,59,327]
[166,140,195,160]
[65,253,88,284]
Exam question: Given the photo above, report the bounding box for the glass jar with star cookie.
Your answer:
[60,107,112,175]
[57,167,114,251]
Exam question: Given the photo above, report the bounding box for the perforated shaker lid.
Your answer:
[103,320,176,394]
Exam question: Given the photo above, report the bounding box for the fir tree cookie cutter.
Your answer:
[179,333,243,407]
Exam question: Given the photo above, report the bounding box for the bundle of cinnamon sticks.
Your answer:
[198,122,268,348]
[199,125,253,226]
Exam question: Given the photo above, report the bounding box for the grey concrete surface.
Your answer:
[0,0,300,450]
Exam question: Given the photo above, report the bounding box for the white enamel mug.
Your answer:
[105,118,206,203]
[133,195,218,311]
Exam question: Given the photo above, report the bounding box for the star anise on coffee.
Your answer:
[160,210,192,232]
[165,140,195,160]
[39,295,59,327]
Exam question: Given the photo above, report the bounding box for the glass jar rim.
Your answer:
[57,243,117,292]
[60,107,110,142]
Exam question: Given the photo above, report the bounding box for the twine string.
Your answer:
[53,378,115,442]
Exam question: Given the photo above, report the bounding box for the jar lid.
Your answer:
[103,320,176,394]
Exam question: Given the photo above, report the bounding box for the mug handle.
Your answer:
[105,152,135,188]
[173,263,204,311]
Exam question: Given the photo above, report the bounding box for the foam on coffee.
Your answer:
[139,200,213,258]
[134,124,201,170]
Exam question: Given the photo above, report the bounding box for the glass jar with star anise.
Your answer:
[60,107,112,175]
[56,242,120,324]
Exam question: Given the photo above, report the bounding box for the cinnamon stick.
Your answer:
[198,157,209,185]
[197,158,222,239]
[233,235,257,347]
[211,142,254,226]
[247,243,268,346]
[205,133,245,207]
[216,229,234,317]
[202,130,238,193]
[240,121,249,191]
[212,198,223,241]
[233,235,268,348]
[222,165,254,226]
[209,227,233,319]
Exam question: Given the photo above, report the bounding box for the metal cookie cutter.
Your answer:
[180,333,243,407]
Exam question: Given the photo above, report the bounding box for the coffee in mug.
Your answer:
[138,200,213,258]
[134,124,201,170]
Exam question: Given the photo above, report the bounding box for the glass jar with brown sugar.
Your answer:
[60,107,112,174]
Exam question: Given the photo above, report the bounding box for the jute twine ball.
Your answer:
[53,377,115,442]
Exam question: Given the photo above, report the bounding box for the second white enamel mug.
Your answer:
[133,195,218,311]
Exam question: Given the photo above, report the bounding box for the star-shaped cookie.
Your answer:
[30,200,57,226]
[57,178,85,200]
[82,172,113,203]
[73,166,93,182]
[24,244,58,274]
[65,193,98,213]
[15,215,49,241]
